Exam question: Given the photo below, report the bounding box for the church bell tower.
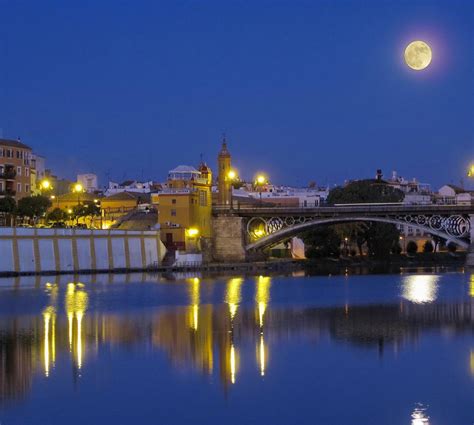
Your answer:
[217,136,232,205]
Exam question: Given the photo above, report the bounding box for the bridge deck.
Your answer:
[213,204,474,217]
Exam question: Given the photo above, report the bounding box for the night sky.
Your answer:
[0,0,472,189]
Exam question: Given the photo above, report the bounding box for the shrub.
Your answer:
[447,242,457,253]
[423,241,434,253]
[406,241,418,254]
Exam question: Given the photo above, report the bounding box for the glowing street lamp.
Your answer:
[227,169,237,181]
[227,169,238,209]
[73,183,84,193]
[187,227,199,237]
[468,164,474,178]
[255,174,268,205]
[72,183,84,207]
[40,179,52,190]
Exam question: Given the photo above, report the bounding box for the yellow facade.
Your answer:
[153,164,212,250]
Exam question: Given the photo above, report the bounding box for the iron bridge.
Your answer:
[213,204,474,251]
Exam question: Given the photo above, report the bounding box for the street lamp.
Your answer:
[255,174,268,206]
[227,169,238,209]
[186,227,200,253]
[468,164,474,178]
[72,183,84,206]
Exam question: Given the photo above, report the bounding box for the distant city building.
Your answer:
[437,184,473,205]
[105,180,155,196]
[0,138,33,201]
[77,173,98,193]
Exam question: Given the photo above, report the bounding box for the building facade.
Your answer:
[0,139,33,201]
[152,164,212,250]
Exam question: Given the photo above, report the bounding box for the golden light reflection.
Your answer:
[401,275,439,304]
[470,350,474,376]
[230,344,237,384]
[64,283,89,370]
[225,278,243,320]
[470,274,474,297]
[256,276,271,328]
[42,307,56,377]
[188,277,200,331]
[258,334,267,377]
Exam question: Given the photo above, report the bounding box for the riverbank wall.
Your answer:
[0,228,166,276]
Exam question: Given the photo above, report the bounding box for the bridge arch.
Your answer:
[245,216,470,252]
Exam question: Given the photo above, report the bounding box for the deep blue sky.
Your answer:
[0,0,472,189]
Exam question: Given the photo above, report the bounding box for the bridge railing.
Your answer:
[213,203,474,215]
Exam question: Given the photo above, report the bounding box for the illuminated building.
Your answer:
[153,163,212,250]
[0,138,34,201]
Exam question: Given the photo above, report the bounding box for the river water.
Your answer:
[0,270,473,424]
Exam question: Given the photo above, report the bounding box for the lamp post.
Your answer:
[73,183,84,206]
[468,164,474,178]
[40,179,53,196]
[255,174,267,206]
[186,227,200,253]
[227,169,237,210]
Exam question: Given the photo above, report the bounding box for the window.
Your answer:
[25,184,29,193]
[0,182,3,192]
[0,148,3,157]
[17,167,21,176]
[172,199,176,204]
[171,209,177,217]
[25,167,29,177]
[17,183,21,193]
[199,190,207,206]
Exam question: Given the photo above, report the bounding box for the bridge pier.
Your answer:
[467,214,474,268]
[212,215,247,262]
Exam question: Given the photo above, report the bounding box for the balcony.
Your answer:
[0,189,16,197]
[0,168,17,180]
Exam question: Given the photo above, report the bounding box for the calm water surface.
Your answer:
[0,271,474,424]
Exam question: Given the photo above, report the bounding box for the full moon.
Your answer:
[404,40,432,70]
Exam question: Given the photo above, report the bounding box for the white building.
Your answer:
[437,184,473,205]
[246,185,330,207]
[77,173,98,193]
[105,180,154,196]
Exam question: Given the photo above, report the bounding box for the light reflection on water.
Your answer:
[0,272,473,424]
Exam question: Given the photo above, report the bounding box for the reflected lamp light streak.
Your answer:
[225,278,243,320]
[230,344,236,384]
[401,275,439,304]
[256,276,271,327]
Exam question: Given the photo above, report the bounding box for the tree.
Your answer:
[303,226,341,258]
[16,196,51,219]
[327,179,404,205]
[47,208,68,223]
[423,240,434,253]
[0,197,16,214]
[406,241,418,255]
[326,180,404,258]
[447,242,457,253]
[71,202,101,225]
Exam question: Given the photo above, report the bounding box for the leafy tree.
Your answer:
[16,196,51,219]
[303,226,341,258]
[327,179,404,205]
[423,240,434,253]
[71,202,101,225]
[391,243,402,255]
[406,241,418,255]
[447,242,457,253]
[326,180,404,258]
[0,197,16,214]
[47,207,68,223]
